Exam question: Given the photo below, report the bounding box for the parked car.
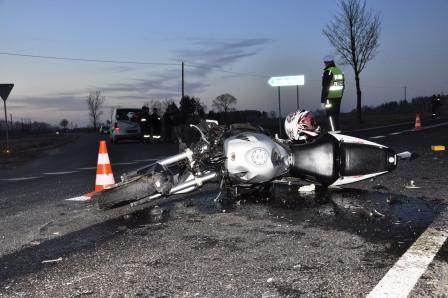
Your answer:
[110,108,142,143]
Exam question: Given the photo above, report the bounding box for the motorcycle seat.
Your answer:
[340,143,396,176]
[289,134,339,185]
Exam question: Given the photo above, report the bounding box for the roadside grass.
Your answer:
[0,133,79,168]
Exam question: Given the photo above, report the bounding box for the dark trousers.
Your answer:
[325,98,341,131]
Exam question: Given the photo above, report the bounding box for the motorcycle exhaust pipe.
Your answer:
[130,172,218,207]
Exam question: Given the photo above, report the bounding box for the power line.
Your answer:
[0,51,271,79]
[0,51,179,66]
[0,51,412,89]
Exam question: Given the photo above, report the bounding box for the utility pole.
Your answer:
[10,114,12,134]
[404,85,407,101]
[181,61,185,99]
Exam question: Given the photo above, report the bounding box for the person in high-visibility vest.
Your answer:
[321,55,345,132]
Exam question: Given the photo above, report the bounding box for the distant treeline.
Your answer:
[0,120,56,135]
[1,94,445,137]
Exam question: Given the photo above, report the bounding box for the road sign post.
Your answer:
[0,84,14,153]
[277,87,281,136]
[296,85,300,110]
[268,75,304,137]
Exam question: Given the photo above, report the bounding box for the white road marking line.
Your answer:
[76,166,97,170]
[65,195,92,202]
[114,161,138,165]
[43,171,78,175]
[3,157,165,183]
[0,176,42,181]
[421,121,448,130]
[368,121,448,140]
[135,158,158,162]
[367,210,448,298]
[349,120,448,133]
[349,121,414,132]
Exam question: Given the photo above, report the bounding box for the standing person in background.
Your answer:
[321,55,345,132]
[431,94,441,119]
[139,105,151,142]
[163,102,180,143]
[149,107,162,141]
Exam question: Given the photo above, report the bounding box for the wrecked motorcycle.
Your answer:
[95,121,409,209]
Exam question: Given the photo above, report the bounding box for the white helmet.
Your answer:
[284,110,320,141]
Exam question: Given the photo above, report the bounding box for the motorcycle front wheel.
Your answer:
[94,175,158,209]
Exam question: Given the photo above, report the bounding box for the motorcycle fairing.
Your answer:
[224,132,290,184]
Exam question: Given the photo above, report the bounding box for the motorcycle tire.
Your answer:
[94,175,158,210]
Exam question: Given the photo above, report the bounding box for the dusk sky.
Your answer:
[1,0,447,126]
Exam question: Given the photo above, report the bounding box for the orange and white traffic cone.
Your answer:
[95,140,115,191]
[66,140,115,202]
[414,113,422,130]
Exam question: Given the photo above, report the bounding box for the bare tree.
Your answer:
[59,119,69,130]
[145,99,164,115]
[86,91,105,129]
[323,0,381,123]
[212,93,237,113]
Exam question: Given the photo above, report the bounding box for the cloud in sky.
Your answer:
[93,37,274,104]
[10,95,86,112]
[179,38,274,77]
[180,38,273,62]
[3,37,274,125]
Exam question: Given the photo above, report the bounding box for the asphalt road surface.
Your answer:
[0,119,447,297]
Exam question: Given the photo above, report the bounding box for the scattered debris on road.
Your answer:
[372,184,389,191]
[41,257,63,264]
[431,145,445,151]
[405,180,421,189]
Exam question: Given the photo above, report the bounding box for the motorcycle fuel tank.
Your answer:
[224,132,290,184]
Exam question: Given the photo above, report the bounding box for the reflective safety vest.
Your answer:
[327,66,344,99]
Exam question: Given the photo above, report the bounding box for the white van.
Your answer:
[110,108,142,143]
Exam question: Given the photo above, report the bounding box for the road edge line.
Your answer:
[367,209,448,297]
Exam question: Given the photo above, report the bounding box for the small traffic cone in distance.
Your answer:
[95,140,115,191]
[414,113,422,130]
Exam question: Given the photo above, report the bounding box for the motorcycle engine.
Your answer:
[224,132,290,184]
